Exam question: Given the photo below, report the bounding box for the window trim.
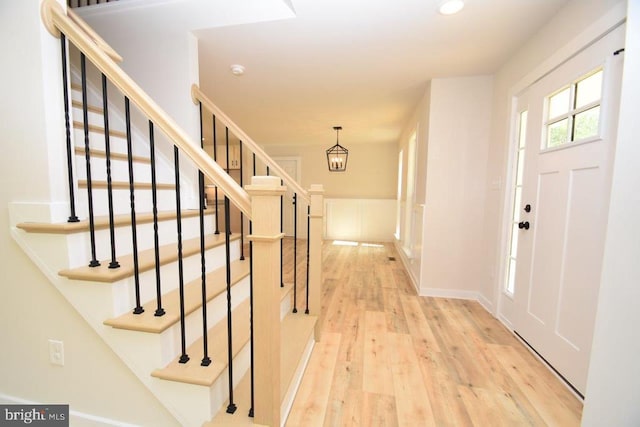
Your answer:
[542,67,604,151]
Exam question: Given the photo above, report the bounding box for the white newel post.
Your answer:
[246,176,285,426]
[308,184,324,340]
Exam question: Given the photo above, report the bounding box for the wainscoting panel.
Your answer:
[324,198,396,243]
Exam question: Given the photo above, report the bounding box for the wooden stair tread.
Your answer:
[78,180,175,190]
[73,120,127,139]
[17,209,212,234]
[204,312,317,426]
[74,146,150,164]
[59,233,241,283]
[151,299,251,386]
[104,258,250,333]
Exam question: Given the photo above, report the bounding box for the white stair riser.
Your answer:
[75,186,178,217]
[74,153,174,184]
[209,341,251,418]
[72,108,110,128]
[108,239,242,317]
[158,275,250,365]
[73,127,150,158]
[65,213,217,268]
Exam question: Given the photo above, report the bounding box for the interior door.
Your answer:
[512,25,624,395]
[273,158,300,237]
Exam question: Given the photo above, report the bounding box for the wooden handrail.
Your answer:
[191,84,310,203]
[41,0,252,217]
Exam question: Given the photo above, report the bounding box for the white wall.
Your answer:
[395,76,493,296]
[0,1,179,425]
[396,83,431,285]
[420,76,493,297]
[582,1,640,424]
[325,198,396,242]
[263,142,397,199]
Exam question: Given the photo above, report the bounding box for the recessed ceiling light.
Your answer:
[439,0,464,15]
[230,64,245,76]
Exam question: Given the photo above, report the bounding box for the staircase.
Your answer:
[9,1,323,426]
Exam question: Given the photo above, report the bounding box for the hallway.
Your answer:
[287,241,583,426]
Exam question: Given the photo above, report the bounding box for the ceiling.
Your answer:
[194,0,570,147]
[80,0,571,148]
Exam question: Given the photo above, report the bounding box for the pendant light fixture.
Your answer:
[326,126,348,172]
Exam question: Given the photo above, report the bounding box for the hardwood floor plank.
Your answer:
[362,310,394,395]
[415,344,474,427]
[388,332,436,425]
[286,332,341,427]
[489,344,582,426]
[361,392,398,427]
[400,295,441,352]
[458,385,525,427]
[286,241,583,426]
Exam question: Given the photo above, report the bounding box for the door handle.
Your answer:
[518,221,530,230]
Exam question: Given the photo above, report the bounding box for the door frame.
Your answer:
[495,17,627,328]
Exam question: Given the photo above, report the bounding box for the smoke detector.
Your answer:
[230,64,245,76]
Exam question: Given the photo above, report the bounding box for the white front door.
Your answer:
[512,25,624,395]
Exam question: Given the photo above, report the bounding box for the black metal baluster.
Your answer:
[239,141,245,261]
[101,74,119,269]
[80,54,100,267]
[213,115,220,235]
[280,179,284,288]
[248,217,254,418]
[292,193,298,313]
[224,196,237,413]
[305,204,310,314]
[225,127,230,173]
[124,98,143,314]
[225,127,231,236]
[198,103,211,367]
[175,147,189,364]
[149,122,165,317]
[252,153,256,176]
[59,35,79,224]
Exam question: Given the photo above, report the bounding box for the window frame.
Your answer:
[542,67,604,151]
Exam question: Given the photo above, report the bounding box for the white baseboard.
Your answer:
[0,393,140,427]
[477,293,495,314]
[419,288,479,300]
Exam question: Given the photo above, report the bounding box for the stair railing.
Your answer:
[42,1,323,425]
[191,85,315,307]
[192,85,326,415]
[42,0,250,216]
[67,0,117,8]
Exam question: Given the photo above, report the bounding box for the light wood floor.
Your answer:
[285,241,583,426]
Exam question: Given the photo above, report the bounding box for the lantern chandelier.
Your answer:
[326,126,349,172]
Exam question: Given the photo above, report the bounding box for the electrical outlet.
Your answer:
[48,339,64,366]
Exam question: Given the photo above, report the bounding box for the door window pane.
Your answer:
[506,258,517,295]
[518,111,528,148]
[505,109,528,296]
[573,106,600,141]
[575,70,603,108]
[548,119,569,147]
[544,67,603,149]
[548,87,570,119]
